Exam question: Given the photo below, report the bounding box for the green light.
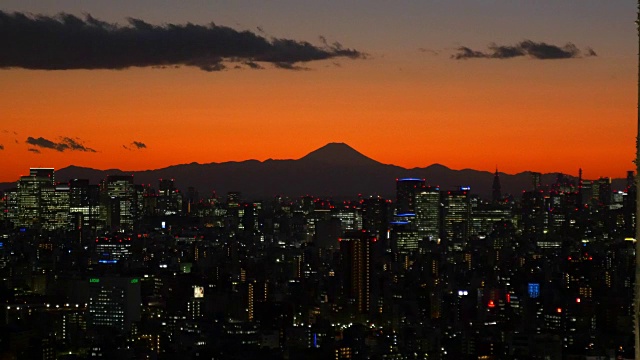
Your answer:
[130,278,139,284]
[89,278,100,283]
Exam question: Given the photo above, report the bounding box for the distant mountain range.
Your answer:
[0,143,628,200]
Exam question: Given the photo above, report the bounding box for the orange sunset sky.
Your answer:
[0,1,637,182]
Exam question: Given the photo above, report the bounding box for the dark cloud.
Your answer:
[27,148,40,154]
[273,62,308,71]
[123,141,147,150]
[25,136,96,152]
[487,44,525,59]
[452,46,489,60]
[452,40,595,60]
[0,11,363,71]
[244,61,263,69]
[0,144,4,150]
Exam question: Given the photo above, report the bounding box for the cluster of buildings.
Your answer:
[0,167,636,359]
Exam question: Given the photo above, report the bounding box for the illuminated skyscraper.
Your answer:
[69,179,102,236]
[158,178,182,215]
[16,168,55,229]
[86,276,141,332]
[521,191,547,236]
[391,221,420,254]
[339,230,377,314]
[414,186,441,242]
[442,187,471,251]
[103,175,136,231]
[42,183,70,231]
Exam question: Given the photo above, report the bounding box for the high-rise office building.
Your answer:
[596,177,612,205]
[414,186,441,242]
[334,206,363,231]
[395,178,425,215]
[16,168,55,229]
[443,187,471,251]
[362,196,390,239]
[69,179,102,237]
[103,175,136,231]
[521,191,548,236]
[339,230,377,314]
[158,178,182,215]
[94,235,132,264]
[86,276,141,332]
[42,183,70,231]
[391,221,420,254]
[30,168,55,181]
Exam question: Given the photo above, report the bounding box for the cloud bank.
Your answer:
[0,11,363,71]
[452,40,596,60]
[26,136,96,152]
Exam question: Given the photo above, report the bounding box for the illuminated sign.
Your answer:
[130,278,139,284]
[193,286,204,298]
[528,283,540,298]
[89,278,100,283]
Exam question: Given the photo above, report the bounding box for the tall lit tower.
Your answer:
[339,230,376,314]
[414,186,441,242]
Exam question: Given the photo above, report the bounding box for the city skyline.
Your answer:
[0,1,636,182]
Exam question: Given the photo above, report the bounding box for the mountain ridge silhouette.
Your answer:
[0,143,627,200]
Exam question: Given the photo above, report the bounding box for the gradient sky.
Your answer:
[0,1,636,182]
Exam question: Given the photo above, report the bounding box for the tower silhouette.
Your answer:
[492,168,502,203]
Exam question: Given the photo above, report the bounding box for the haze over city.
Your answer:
[0,1,636,182]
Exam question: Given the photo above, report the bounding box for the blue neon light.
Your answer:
[528,283,540,298]
[98,260,118,264]
[399,178,422,181]
[390,221,410,225]
[396,213,416,217]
